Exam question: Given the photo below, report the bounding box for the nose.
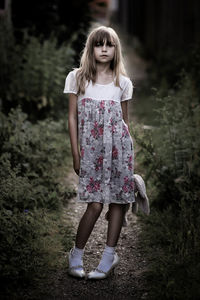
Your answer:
[102,43,107,51]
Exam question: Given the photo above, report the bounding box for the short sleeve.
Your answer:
[63,70,78,94]
[121,78,133,101]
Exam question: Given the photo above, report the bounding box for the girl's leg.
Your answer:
[95,203,127,273]
[105,203,130,227]
[75,202,103,249]
[69,202,103,272]
[106,203,127,246]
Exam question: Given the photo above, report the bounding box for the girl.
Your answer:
[63,25,135,280]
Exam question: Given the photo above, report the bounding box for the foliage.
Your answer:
[0,8,80,297]
[0,209,51,288]
[0,107,76,297]
[0,107,73,211]
[0,207,75,299]
[0,33,75,120]
[134,72,200,299]
[148,44,200,94]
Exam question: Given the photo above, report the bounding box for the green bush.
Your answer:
[0,207,75,299]
[1,33,75,120]
[0,208,49,282]
[0,107,76,297]
[0,107,72,211]
[134,72,200,299]
[0,22,77,298]
[148,44,200,95]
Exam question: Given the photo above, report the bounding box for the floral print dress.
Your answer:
[64,69,135,204]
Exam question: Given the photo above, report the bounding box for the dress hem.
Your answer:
[76,196,135,205]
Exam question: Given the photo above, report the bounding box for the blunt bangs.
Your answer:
[91,29,115,47]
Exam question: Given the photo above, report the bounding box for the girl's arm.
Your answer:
[121,100,130,132]
[68,93,80,175]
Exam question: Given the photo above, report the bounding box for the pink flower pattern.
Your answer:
[80,146,84,158]
[95,155,104,171]
[109,118,117,133]
[112,145,118,159]
[100,100,105,110]
[122,176,134,193]
[81,98,86,106]
[86,177,101,193]
[128,155,133,170]
[77,98,134,203]
[91,121,104,139]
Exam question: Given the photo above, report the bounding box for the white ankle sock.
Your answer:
[97,245,115,273]
[69,246,84,270]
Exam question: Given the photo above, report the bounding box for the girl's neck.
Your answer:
[96,62,113,76]
[95,62,114,84]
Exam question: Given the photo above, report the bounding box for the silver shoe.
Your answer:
[68,248,86,278]
[87,253,120,280]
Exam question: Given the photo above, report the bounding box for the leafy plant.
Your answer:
[0,106,76,297]
[134,72,200,299]
[1,33,75,120]
[0,107,74,211]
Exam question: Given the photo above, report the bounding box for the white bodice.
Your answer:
[63,69,133,103]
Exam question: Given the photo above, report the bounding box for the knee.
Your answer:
[109,203,128,214]
[88,202,103,216]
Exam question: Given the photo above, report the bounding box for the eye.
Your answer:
[95,41,104,47]
[106,41,115,47]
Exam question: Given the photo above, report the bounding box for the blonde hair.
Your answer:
[76,25,127,94]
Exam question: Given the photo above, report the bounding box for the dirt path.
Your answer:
[47,171,149,300]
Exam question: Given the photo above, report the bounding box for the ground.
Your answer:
[45,171,149,300]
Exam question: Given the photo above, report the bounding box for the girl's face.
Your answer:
[93,39,115,64]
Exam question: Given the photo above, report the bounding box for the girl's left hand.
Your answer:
[73,154,80,176]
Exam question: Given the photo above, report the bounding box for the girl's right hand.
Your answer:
[73,154,80,176]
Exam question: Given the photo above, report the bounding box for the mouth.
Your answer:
[100,55,108,57]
